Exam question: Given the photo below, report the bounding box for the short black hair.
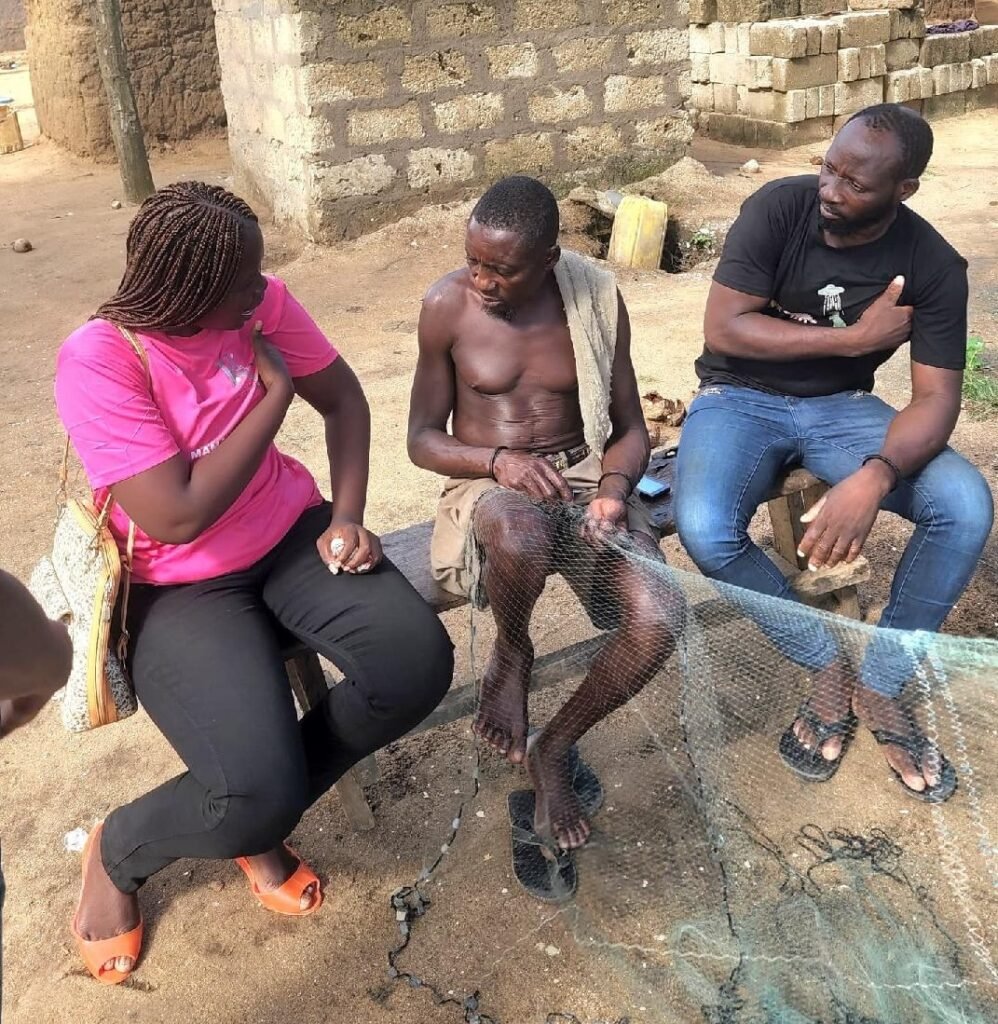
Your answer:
[846,103,934,179]
[471,175,559,250]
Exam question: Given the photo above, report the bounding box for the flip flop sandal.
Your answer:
[779,703,858,782]
[871,728,958,804]
[70,824,144,985]
[507,789,578,904]
[235,844,324,916]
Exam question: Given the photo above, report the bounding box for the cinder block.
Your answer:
[918,65,935,98]
[886,38,920,71]
[972,58,988,89]
[889,9,925,40]
[604,74,669,112]
[987,54,998,87]
[691,83,715,111]
[633,114,695,151]
[748,22,808,58]
[487,44,539,79]
[805,83,837,117]
[562,125,625,162]
[338,6,411,47]
[838,48,861,81]
[860,44,887,79]
[527,85,592,124]
[713,83,740,113]
[799,0,845,13]
[691,52,711,83]
[847,0,913,8]
[772,0,803,17]
[738,86,808,122]
[970,25,998,59]
[884,68,916,102]
[820,21,840,53]
[401,51,471,94]
[426,2,499,38]
[553,38,617,73]
[484,133,555,176]
[771,53,837,91]
[689,0,718,23]
[690,24,727,54]
[513,0,579,30]
[600,0,670,27]
[836,11,891,48]
[303,61,386,102]
[407,147,476,190]
[834,76,884,115]
[348,102,423,145]
[433,92,504,133]
[920,33,971,68]
[626,28,688,65]
[717,0,771,19]
[704,111,835,146]
[966,84,998,110]
[312,156,396,200]
[923,91,967,119]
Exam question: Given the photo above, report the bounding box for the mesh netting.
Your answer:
[386,497,997,1024]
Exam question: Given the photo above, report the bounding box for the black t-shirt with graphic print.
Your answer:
[696,175,969,398]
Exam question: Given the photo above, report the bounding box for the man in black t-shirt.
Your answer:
[675,104,993,802]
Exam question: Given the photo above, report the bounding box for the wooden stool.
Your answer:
[282,643,377,832]
[643,448,868,619]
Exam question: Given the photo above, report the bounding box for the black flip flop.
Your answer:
[871,728,958,804]
[507,789,578,903]
[779,703,858,782]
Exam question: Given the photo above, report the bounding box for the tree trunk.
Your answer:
[88,0,154,204]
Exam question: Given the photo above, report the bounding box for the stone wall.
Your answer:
[216,0,693,241]
[0,0,25,50]
[689,3,998,146]
[25,0,224,158]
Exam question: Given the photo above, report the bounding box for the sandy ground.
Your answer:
[2,52,997,1024]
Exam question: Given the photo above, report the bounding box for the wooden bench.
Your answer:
[293,448,869,831]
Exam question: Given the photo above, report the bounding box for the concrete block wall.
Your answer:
[215,0,694,242]
[689,4,998,147]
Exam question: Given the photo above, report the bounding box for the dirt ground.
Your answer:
[2,53,997,1024]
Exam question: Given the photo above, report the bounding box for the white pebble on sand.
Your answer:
[63,828,88,853]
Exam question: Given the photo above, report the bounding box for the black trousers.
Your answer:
[101,503,453,893]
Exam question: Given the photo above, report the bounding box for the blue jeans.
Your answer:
[675,385,994,698]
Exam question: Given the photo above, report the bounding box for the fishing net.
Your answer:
[386,497,997,1024]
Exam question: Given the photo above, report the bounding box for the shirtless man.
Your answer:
[408,176,680,850]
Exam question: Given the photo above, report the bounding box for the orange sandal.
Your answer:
[70,824,144,985]
[235,844,323,916]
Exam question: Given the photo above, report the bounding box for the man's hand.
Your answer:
[317,519,384,575]
[846,277,913,357]
[494,450,573,502]
[582,496,628,543]
[797,466,891,569]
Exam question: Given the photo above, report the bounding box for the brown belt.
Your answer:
[542,443,590,472]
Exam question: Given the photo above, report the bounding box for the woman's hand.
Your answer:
[317,518,384,575]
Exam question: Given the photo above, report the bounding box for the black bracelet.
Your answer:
[597,470,632,495]
[489,446,509,479]
[862,453,902,491]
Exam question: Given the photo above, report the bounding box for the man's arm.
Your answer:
[294,356,383,572]
[704,279,913,361]
[798,361,962,570]
[0,569,72,738]
[407,285,572,501]
[586,293,650,528]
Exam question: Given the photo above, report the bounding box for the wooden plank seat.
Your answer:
[291,446,868,830]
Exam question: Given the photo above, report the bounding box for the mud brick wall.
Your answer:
[0,0,25,51]
[689,3,998,147]
[24,0,224,158]
[216,0,693,242]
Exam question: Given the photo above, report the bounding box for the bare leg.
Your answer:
[472,492,557,764]
[790,660,855,763]
[529,535,683,849]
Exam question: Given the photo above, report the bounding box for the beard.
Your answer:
[819,198,895,236]
[483,302,513,321]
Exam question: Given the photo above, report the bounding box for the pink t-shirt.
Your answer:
[55,276,338,584]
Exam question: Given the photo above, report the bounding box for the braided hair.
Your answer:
[95,181,259,331]
[847,103,934,180]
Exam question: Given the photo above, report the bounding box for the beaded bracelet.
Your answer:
[862,453,902,492]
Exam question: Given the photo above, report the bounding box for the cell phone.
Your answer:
[635,475,670,498]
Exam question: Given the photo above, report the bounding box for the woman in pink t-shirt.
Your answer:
[55,182,453,985]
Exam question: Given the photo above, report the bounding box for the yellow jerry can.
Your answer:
[606,194,668,271]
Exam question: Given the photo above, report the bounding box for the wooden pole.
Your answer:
[88,0,154,204]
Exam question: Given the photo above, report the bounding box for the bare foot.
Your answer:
[527,736,590,850]
[792,663,854,763]
[243,846,318,911]
[73,829,141,976]
[473,639,533,763]
[853,688,941,794]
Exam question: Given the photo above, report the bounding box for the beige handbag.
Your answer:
[30,327,147,731]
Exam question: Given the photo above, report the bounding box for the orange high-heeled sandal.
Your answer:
[235,844,323,916]
[70,824,143,985]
